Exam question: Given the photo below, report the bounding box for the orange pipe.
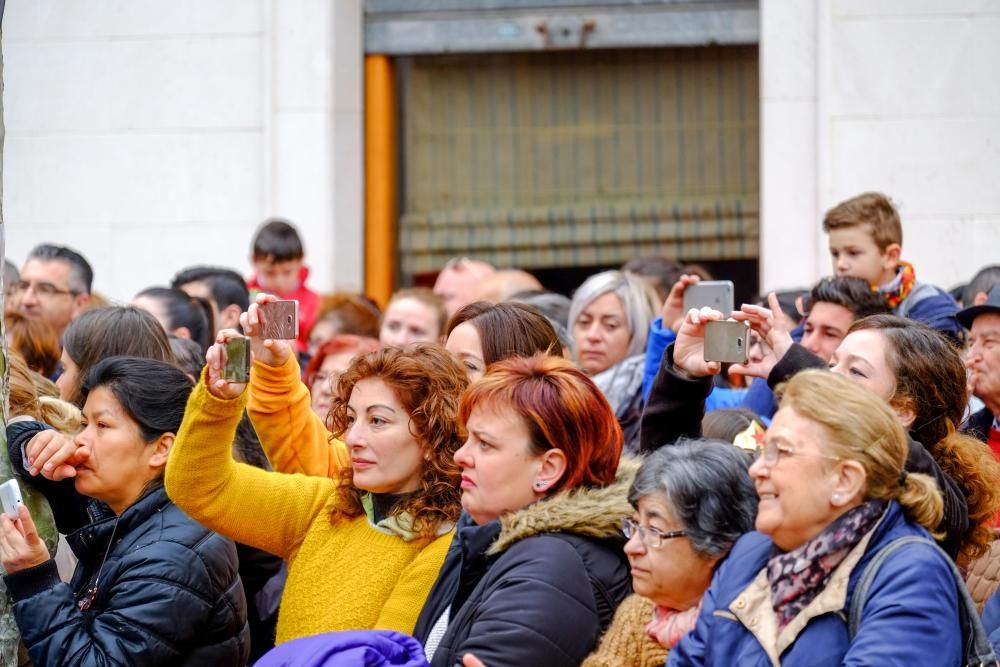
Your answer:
[364,55,397,309]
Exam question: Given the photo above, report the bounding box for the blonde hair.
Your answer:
[777,370,942,534]
[8,353,82,434]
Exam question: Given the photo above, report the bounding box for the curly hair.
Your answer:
[849,314,1000,561]
[326,344,469,540]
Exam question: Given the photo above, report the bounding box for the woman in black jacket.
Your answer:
[414,354,632,667]
[0,356,249,666]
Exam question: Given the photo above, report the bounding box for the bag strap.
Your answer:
[849,535,998,666]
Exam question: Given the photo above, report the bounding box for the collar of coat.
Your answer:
[485,455,640,557]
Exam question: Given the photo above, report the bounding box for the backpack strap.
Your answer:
[848,535,998,666]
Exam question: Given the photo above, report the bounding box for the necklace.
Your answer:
[77,514,122,611]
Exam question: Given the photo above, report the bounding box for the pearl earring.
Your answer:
[832,494,842,504]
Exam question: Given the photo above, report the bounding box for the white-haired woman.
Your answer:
[569,270,657,452]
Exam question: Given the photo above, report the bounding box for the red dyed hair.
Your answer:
[459,354,622,493]
[304,334,380,389]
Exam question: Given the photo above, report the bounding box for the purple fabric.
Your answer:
[255,630,429,667]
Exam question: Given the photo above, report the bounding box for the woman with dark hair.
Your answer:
[165,326,469,644]
[584,441,757,666]
[133,286,215,354]
[57,306,176,407]
[0,357,249,666]
[444,301,561,380]
[414,354,632,667]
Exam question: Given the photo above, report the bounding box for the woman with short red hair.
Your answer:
[413,354,634,667]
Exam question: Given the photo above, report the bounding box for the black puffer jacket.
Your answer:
[415,459,636,667]
[4,485,250,666]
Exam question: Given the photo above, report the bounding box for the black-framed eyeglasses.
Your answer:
[11,280,78,298]
[621,517,687,548]
[752,439,842,467]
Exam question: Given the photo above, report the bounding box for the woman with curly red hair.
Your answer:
[164,324,469,645]
[413,354,633,667]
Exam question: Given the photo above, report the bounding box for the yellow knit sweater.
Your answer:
[165,380,452,644]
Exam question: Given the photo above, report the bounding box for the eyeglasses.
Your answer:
[621,517,687,548]
[11,280,78,298]
[753,439,842,467]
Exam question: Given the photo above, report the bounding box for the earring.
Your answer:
[534,481,545,490]
[832,493,842,505]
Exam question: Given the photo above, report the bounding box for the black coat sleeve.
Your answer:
[639,344,714,454]
[766,343,828,389]
[6,421,109,534]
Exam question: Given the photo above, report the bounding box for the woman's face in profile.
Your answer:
[827,329,896,402]
[446,322,486,381]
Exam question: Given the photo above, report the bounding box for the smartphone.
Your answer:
[684,281,735,318]
[0,479,24,518]
[258,300,299,340]
[222,336,251,383]
[704,320,749,364]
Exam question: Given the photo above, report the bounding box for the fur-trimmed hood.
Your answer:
[487,456,640,556]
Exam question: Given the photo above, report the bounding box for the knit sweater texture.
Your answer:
[165,379,452,644]
[582,594,668,667]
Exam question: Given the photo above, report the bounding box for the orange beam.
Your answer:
[364,55,397,309]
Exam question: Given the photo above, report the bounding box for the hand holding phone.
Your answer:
[258,300,299,340]
[221,336,251,383]
[0,479,24,519]
[704,320,750,364]
[683,281,735,318]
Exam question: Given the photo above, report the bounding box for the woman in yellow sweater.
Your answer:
[164,333,469,645]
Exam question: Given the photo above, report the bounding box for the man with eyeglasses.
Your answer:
[17,244,93,339]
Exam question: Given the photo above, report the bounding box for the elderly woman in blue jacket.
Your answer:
[669,369,961,666]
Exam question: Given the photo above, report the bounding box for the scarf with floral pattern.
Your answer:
[878,260,916,309]
[767,500,886,630]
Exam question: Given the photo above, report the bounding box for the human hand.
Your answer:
[660,274,701,332]
[25,430,90,481]
[673,307,726,377]
[0,504,51,574]
[729,293,793,379]
[239,293,293,367]
[462,654,486,667]
[205,329,250,400]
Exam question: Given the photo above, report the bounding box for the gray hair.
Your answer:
[27,243,93,295]
[629,440,757,559]
[568,270,655,360]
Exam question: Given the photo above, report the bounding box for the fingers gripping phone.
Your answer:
[258,300,299,340]
[0,479,24,518]
[683,281,735,318]
[222,336,251,383]
[704,320,750,364]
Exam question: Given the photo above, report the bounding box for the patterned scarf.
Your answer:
[767,500,886,630]
[646,602,701,648]
[878,260,916,309]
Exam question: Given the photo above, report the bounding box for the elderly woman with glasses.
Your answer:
[583,441,757,667]
[666,370,962,665]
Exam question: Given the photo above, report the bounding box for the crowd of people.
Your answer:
[2,192,1000,666]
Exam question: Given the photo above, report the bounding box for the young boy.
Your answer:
[822,192,961,340]
[247,218,320,353]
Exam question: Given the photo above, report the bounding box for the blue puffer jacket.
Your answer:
[669,502,961,666]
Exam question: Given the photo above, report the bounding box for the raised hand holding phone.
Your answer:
[0,504,50,574]
[205,329,252,400]
[672,307,726,377]
[240,293,294,368]
[729,292,795,379]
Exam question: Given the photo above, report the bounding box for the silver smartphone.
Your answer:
[258,300,299,340]
[704,320,749,364]
[0,479,24,518]
[684,281,735,318]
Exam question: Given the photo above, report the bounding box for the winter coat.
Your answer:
[256,630,428,667]
[982,585,1000,656]
[668,501,961,666]
[895,281,962,342]
[641,343,969,560]
[3,485,250,666]
[963,405,994,444]
[413,459,637,667]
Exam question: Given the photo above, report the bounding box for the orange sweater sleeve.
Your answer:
[246,354,349,478]
[165,377,334,560]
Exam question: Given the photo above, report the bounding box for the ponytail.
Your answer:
[896,471,944,539]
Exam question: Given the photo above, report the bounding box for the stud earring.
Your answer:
[832,494,842,505]
[534,481,545,490]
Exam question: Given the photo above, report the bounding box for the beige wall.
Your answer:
[2,0,364,301]
[760,0,1000,293]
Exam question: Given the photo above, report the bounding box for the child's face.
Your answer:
[254,257,303,296]
[827,226,897,286]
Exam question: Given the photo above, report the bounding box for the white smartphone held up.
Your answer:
[0,478,24,519]
[683,280,736,318]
